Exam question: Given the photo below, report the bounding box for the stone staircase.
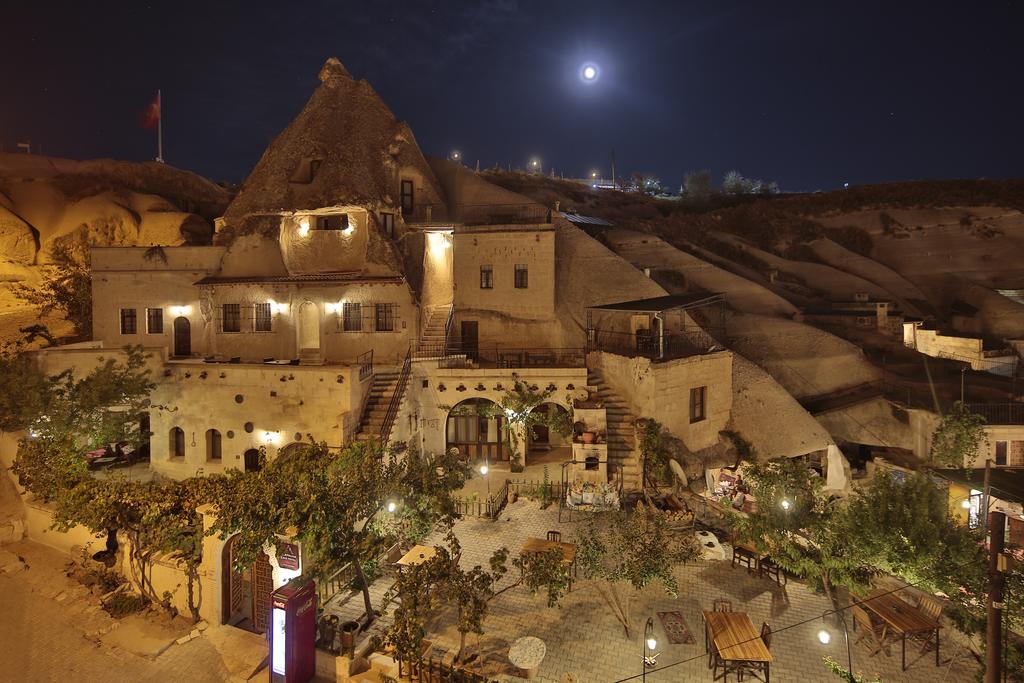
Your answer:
[587,369,642,490]
[355,370,401,442]
[414,305,451,359]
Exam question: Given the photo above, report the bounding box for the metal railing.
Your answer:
[317,561,357,606]
[400,654,499,683]
[420,344,586,369]
[586,328,721,361]
[404,202,552,226]
[964,403,1024,425]
[357,349,374,381]
[453,480,509,521]
[379,348,412,444]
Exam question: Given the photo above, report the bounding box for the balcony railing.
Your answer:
[403,203,552,226]
[965,403,1024,425]
[586,328,722,361]
[413,342,585,369]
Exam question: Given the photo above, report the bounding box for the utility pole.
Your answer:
[985,511,1006,683]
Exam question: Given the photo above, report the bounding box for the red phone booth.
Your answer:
[269,577,317,683]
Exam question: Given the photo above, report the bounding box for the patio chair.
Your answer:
[916,595,943,622]
[713,598,733,613]
[760,622,772,650]
[546,530,562,542]
[758,557,787,587]
[731,544,757,573]
[852,604,891,657]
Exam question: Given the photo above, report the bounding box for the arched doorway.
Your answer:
[446,398,508,462]
[173,317,191,357]
[243,448,261,472]
[221,535,274,633]
[297,301,320,351]
[277,442,307,460]
[528,402,571,466]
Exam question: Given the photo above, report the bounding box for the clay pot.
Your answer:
[581,431,596,444]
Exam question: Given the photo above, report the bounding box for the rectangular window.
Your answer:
[381,212,395,239]
[689,386,707,423]
[146,308,163,334]
[120,308,137,335]
[222,304,241,333]
[254,303,272,332]
[400,179,414,216]
[480,265,493,289]
[314,214,349,231]
[375,303,396,332]
[995,440,1008,466]
[514,264,529,289]
[1010,441,1024,467]
[342,303,362,332]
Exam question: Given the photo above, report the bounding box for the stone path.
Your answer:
[410,501,980,683]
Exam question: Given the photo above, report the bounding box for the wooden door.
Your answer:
[251,552,273,632]
[461,321,479,360]
[173,317,191,357]
[244,449,261,472]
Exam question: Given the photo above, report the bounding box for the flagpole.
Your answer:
[156,89,164,163]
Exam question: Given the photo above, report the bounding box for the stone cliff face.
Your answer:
[0,153,231,314]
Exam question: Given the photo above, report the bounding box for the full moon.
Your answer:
[580,62,600,83]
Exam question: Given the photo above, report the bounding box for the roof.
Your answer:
[560,212,614,227]
[195,273,404,286]
[589,293,724,313]
[219,58,444,240]
[933,468,1024,503]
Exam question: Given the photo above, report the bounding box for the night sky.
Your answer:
[2,1,1021,191]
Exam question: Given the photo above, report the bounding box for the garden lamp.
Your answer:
[817,609,853,681]
[642,616,658,682]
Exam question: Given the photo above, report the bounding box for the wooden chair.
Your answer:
[852,604,891,657]
[758,557,787,587]
[731,544,757,573]
[546,530,562,542]
[916,595,943,622]
[760,622,772,650]
[713,598,733,613]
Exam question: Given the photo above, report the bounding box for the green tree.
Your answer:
[16,238,92,338]
[930,401,987,468]
[385,536,570,665]
[203,441,470,625]
[636,418,682,489]
[683,169,713,203]
[737,458,875,606]
[10,346,154,501]
[576,508,701,637]
[51,477,208,621]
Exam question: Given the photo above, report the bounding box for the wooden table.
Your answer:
[703,611,772,683]
[520,538,577,586]
[859,590,941,670]
[395,545,436,570]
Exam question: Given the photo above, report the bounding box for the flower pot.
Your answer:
[339,620,360,657]
[581,431,596,444]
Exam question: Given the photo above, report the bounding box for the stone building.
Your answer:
[26,57,736,634]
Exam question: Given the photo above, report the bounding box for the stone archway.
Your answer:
[446,398,508,462]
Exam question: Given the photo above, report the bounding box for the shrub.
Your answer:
[103,592,149,618]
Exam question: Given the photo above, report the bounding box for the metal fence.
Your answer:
[506,478,566,509]
[400,655,500,682]
[316,561,357,607]
[453,480,510,520]
[586,328,721,361]
[357,350,373,381]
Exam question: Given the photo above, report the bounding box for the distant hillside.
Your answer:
[484,172,1024,337]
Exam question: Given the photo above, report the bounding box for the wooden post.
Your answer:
[982,458,992,535]
[985,511,1006,683]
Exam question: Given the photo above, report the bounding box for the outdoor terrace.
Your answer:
[404,203,553,227]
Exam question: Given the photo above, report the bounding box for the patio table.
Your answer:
[703,610,772,682]
[395,545,436,571]
[858,589,941,670]
[520,538,577,587]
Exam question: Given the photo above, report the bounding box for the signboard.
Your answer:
[277,542,300,571]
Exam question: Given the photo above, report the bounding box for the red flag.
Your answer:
[140,92,160,130]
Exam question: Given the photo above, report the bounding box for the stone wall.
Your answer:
[589,350,732,452]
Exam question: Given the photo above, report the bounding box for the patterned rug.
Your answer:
[656,611,695,644]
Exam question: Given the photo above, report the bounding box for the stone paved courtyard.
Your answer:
[334,499,981,683]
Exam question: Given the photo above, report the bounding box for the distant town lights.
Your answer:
[580,62,600,83]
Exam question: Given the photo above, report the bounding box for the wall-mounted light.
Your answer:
[325,301,342,314]
[427,231,452,255]
[269,300,288,315]
[171,305,192,317]
[298,217,310,236]
[262,430,280,444]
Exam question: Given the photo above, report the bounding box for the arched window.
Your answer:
[206,429,222,461]
[169,427,185,459]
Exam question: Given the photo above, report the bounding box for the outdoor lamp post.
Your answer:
[642,616,658,682]
[479,463,490,499]
[781,499,792,511]
[817,610,853,682]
